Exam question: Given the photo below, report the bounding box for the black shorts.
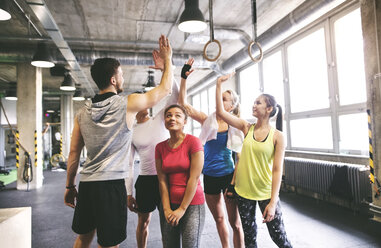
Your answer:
[203,173,234,195]
[135,175,161,213]
[72,179,127,247]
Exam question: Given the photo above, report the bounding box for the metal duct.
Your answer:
[187,0,348,95]
[72,50,215,69]
[0,47,215,68]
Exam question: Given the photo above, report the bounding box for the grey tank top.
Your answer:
[76,94,132,181]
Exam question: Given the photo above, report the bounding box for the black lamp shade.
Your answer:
[143,71,156,91]
[0,1,11,21]
[178,0,207,33]
[31,43,55,68]
[73,90,85,101]
[60,74,76,91]
[5,89,17,100]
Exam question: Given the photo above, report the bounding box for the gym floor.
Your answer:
[0,167,381,247]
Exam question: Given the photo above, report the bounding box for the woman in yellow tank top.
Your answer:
[215,73,292,248]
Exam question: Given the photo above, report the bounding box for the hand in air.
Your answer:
[181,58,195,79]
[149,50,164,71]
[158,35,172,61]
[217,71,236,85]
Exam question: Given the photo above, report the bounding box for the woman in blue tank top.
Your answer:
[178,58,244,248]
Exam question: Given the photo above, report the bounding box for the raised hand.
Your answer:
[158,35,172,62]
[149,50,164,71]
[217,71,236,84]
[181,57,195,79]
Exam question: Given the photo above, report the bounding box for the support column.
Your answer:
[60,95,73,158]
[0,127,4,169]
[361,0,381,222]
[16,63,43,190]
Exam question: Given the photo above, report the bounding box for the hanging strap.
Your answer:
[248,0,263,63]
[203,0,221,62]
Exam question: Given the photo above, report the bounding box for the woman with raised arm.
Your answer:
[216,73,292,248]
[155,104,205,248]
[179,59,244,248]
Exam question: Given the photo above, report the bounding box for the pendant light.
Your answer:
[0,1,11,21]
[5,89,17,101]
[31,43,55,68]
[142,70,156,91]
[60,73,75,91]
[178,0,207,33]
[73,89,85,101]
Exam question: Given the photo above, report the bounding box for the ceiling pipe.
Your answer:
[0,48,215,68]
[187,0,347,95]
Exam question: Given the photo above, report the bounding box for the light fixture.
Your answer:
[0,1,11,21]
[60,73,76,91]
[73,89,85,101]
[31,43,55,68]
[142,70,156,91]
[5,89,17,101]
[178,0,207,33]
[46,110,55,113]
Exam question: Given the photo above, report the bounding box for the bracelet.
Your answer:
[66,185,76,189]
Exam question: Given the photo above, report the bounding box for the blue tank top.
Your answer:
[203,131,234,177]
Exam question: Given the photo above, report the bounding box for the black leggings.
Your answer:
[236,195,292,248]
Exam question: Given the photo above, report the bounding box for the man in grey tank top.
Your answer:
[64,35,173,248]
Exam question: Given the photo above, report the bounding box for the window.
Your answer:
[263,50,285,108]
[200,90,208,115]
[339,113,368,154]
[287,28,330,113]
[239,63,260,119]
[334,8,366,106]
[208,85,216,114]
[290,117,333,150]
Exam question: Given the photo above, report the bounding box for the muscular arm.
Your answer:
[126,35,173,128]
[168,151,204,226]
[64,117,84,208]
[215,75,249,135]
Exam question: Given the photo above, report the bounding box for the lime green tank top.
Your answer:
[235,124,275,200]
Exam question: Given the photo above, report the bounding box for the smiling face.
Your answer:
[164,106,187,131]
[222,91,234,112]
[252,95,273,118]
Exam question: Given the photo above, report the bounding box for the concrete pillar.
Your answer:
[361,0,381,221]
[0,127,4,168]
[60,95,73,158]
[16,63,43,190]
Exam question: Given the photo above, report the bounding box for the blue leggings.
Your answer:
[159,203,205,248]
[236,195,292,248]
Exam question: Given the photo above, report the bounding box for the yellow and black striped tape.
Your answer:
[60,135,63,155]
[34,130,37,167]
[16,130,19,168]
[368,109,374,184]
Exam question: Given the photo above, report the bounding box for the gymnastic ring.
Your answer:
[248,40,263,63]
[203,39,222,62]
